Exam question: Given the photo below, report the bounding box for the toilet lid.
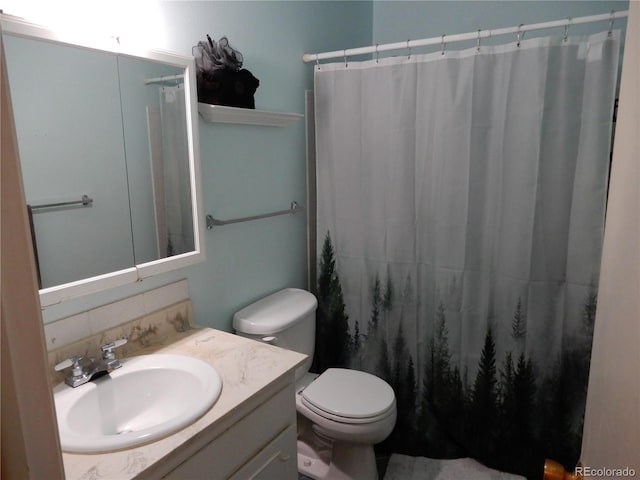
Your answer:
[301,368,395,419]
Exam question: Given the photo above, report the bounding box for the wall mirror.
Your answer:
[1,14,205,307]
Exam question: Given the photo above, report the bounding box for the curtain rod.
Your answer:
[302,10,628,63]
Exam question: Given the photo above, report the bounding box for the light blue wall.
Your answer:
[41,1,373,330]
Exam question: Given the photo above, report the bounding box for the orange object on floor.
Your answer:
[544,459,583,480]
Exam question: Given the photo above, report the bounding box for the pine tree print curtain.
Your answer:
[314,32,620,479]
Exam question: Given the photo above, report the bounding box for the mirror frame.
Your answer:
[1,14,205,307]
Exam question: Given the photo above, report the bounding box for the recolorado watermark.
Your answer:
[576,466,637,478]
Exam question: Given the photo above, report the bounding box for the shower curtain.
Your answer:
[159,85,194,256]
[314,31,620,478]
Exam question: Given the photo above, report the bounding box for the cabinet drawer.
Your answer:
[229,424,297,480]
[164,383,295,480]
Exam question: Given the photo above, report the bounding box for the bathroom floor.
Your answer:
[297,453,390,479]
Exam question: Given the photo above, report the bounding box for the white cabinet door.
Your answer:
[163,384,296,480]
[229,424,297,480]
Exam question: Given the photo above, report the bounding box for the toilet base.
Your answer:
[296,437,378,480]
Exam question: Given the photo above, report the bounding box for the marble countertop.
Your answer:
[60,327,306,480]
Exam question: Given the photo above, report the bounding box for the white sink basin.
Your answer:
[53,354,222,453]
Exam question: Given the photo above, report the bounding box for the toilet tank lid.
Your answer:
[233,288,317,335]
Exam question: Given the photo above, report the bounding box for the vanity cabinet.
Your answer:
[163,383,298,480]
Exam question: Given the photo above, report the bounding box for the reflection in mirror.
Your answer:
[118,56,194,264]
[5,35,136,287]
[1,15,204,306]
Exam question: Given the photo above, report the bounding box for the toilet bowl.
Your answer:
[295,369,396,480]
[233,288,397,480]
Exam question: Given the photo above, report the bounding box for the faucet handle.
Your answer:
[100,338,127,362]
[54,354,84,374]
[54,355,91,387]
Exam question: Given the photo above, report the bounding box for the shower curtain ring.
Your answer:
[563,17,571,42]
[407,39,411,59]
[315,53,320,70]
[375,43,379,63]
[441,34,446,56]
[343,49,348,68]
[608,10,615,37]
[476,29,481,52]
[517,24,524,47]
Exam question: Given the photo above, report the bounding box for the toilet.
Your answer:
[233,288,397,480]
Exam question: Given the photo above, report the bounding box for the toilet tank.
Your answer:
[233,288,317,380]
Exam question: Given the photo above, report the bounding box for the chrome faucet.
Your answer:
[54,339,128,388]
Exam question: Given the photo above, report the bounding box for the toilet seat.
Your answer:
[301,368,395,425]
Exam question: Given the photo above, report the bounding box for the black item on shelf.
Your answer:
[193,35,259,109]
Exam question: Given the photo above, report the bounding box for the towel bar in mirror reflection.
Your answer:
[29,194,94,211]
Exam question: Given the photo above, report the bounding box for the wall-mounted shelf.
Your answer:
[198,103,303,127]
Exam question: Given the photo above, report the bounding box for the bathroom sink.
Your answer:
[53,354,222,453]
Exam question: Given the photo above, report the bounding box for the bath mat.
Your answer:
[383,454,526,480]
